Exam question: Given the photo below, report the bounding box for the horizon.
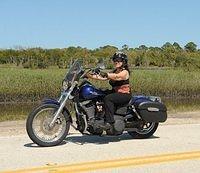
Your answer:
[0,41,199,50]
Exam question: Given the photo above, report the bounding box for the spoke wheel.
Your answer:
[26,104,70,147]
[32,108,66,143]
[128,122,159,139]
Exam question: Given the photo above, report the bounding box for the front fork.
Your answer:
[49,92,70,128]
[49,83,77,128]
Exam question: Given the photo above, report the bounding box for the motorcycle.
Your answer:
[26,59,167,147]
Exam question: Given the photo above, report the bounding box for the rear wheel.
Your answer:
[128,122,158,139]
[26,104,70,147]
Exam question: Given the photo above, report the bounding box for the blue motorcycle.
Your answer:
[26,59,167,147]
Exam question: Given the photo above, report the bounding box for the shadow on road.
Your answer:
[24,141,67,148]
[65,133,159,145]
[24,133,159,147]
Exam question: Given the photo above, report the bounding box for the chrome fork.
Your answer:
[49,82,77,128]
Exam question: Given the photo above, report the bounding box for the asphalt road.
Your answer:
[0,117,200,173]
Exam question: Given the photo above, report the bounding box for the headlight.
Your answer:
[62,80,70,91]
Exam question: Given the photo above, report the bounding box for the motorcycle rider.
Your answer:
[87,51,132,130]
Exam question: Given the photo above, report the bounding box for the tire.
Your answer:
[26,104,70,147]
[128,122,159,139]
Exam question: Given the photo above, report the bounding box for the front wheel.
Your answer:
[26,104,70,147]
[128,122,159,139]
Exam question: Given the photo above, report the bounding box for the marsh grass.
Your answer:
[0,68,200,121]
[1,68,199,102]
[0,68,65,102]
[131,69,200,97]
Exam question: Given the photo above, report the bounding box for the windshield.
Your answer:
[64,59,82,83]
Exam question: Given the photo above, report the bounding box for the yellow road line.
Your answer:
[2,151,200,173]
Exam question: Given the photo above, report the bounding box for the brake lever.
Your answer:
[81,69,92,78]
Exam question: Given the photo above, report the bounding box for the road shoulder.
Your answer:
[0,111,200,136]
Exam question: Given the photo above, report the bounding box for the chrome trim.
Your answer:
[74,102,88,133]
[124,114,133,120]
[49,82,77,128]
[49,92,70,128]
[74,102,81,114]
[82,114,88,133]
[131,105,142,119]
[147,107,159,112]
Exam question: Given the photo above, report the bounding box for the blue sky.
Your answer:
[0,0,199,49]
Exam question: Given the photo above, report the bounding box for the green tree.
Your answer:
[173,42,182,50]
[184,42,197,52]
[122,44,129,51]
[138,45,148,51]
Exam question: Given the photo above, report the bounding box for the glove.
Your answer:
[83,74,88,79]
[99,71,108,78]
[94,68,100,74]
[85,72,92,79]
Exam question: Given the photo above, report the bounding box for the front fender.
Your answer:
[42,98,60,106]
[42,98,72,123]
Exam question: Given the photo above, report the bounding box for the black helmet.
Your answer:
[112,51,128,64]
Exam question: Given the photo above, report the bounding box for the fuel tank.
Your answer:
[79,82,105,100]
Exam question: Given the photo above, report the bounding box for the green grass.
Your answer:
[0,103,34,121]
[163,98,200,113]
[131,69,200,97]
[0,68,200,102]
[0,68,65,102]
[0,67,199,122]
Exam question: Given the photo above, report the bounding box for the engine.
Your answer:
[79,100,126,135]
[79,100,105,135]
[80,100,105,121]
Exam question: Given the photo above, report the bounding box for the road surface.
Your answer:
[0,112,200,173]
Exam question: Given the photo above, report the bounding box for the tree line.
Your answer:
[0,42,200,70]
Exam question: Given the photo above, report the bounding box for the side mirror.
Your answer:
[97,62,105,70]
[97,58,106,70]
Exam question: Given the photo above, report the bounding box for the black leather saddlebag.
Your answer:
[131,96,167,123]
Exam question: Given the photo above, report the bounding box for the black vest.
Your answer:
[109,68,129,87]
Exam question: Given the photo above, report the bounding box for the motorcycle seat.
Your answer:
[114,96,150,115]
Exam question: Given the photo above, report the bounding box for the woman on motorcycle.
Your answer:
[87,52,132,129]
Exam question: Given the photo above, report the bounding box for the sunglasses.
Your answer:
[113,59,122,63]
[113,61,121,63]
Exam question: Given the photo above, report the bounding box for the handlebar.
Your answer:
[80,67,102,79]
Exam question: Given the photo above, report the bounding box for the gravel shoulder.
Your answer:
[0,111,200,137]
